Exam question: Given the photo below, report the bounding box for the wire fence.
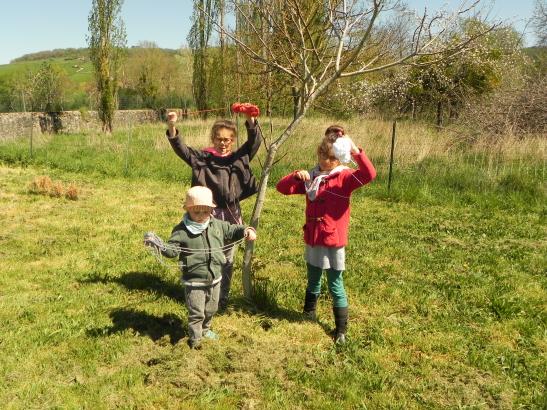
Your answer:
[1,118,545,198]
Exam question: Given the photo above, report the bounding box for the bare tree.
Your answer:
[209,0,497,298]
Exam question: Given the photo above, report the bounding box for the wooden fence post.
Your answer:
[388,120,397,193]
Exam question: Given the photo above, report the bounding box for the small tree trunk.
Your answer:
[291,87,300,121]
[241,112,307,298]
[241,144,278,297]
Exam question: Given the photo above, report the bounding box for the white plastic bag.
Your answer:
[333,137,352,163]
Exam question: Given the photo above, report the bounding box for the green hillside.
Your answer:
[0,47,193,112]
[0,57,94,85]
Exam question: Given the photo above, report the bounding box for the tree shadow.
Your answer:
[87,308,186,345]
[221,294,309,324]
[80,271,184,301]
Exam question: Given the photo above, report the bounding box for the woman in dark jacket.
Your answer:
[165,110,261,309]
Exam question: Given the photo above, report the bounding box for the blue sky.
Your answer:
[0,0,538,65]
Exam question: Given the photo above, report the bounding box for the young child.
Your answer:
[145,186,257,349]
[165,110,261,311]
[275,126,376,344]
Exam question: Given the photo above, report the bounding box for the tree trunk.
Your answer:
[291,87,300,121]
[241,112,307,298]
[241,144,278,297]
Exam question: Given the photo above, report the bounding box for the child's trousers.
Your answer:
[184,282,220,344]
[306,263,348,307]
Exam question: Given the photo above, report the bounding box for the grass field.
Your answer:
[0,118,545,408]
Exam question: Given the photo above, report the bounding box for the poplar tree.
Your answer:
[87,0,126,133]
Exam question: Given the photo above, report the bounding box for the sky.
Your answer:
[0,0,539,65]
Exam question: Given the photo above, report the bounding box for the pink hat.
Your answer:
[184,186,216,208]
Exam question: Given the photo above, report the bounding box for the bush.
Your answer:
[457,75,547,138]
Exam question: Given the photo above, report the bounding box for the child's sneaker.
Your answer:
[188,339,202,350]
[203,330,219,341]
[334,332,346,345]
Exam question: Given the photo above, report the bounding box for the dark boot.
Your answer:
[303,291,319,320]
[333,306,348,344]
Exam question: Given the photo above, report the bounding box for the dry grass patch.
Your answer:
[29,175,80,200]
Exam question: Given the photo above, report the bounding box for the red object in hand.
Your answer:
[231,102,260,117]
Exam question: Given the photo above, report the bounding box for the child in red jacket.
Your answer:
[276,126,376,343]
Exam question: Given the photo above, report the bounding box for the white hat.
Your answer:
[184,186,216,208]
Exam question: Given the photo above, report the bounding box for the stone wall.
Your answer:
[0,109,164,141]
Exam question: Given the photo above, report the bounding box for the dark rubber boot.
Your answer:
[303,291,319,320]
[333,306,348,344]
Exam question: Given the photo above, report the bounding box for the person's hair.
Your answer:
[324,125,345,137]
[317,135,337,160]
[210,119,237,142]
[317,125,345,159]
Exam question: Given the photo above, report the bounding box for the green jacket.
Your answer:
[161,216,246,284]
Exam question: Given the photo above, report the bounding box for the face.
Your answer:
[186,205,213,223]
[213,128,235,155]
[318,154,340,172]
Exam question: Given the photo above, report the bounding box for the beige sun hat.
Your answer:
[183,186,216,209]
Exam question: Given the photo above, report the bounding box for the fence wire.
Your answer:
[0,120,545,193]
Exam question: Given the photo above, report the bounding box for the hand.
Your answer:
[341,136,359,154]
[245,112,255,124]
[143,232,163,250]
[143,239,158,250]
[244,227,257,241]
[295,170,310,181]
[167,111,177,127]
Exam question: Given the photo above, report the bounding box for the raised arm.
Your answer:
[235,114,262,160]
[165,111,202,166]
[342,139,376,192]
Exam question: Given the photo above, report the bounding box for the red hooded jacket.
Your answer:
[276,149,376,247]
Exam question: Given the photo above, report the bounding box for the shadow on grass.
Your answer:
[81,272,327,335]
[87,308,186,345]
[80,271,185,301]
[223,295,304,323]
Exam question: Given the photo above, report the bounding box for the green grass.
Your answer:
[0,119,545,408]
[1,118,544,212]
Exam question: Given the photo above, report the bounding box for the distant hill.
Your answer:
[0,54,94,86]
[1,47,189,85]
[11,48,90,63]
[0,47,193,112]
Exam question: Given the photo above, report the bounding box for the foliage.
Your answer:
[87,0,127,133]
[32,62,72,111]
[188,0,222,115]
[456,74,547,138]
[0,62,72,112]
[119,42,191,110]
[333,21,528,125]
